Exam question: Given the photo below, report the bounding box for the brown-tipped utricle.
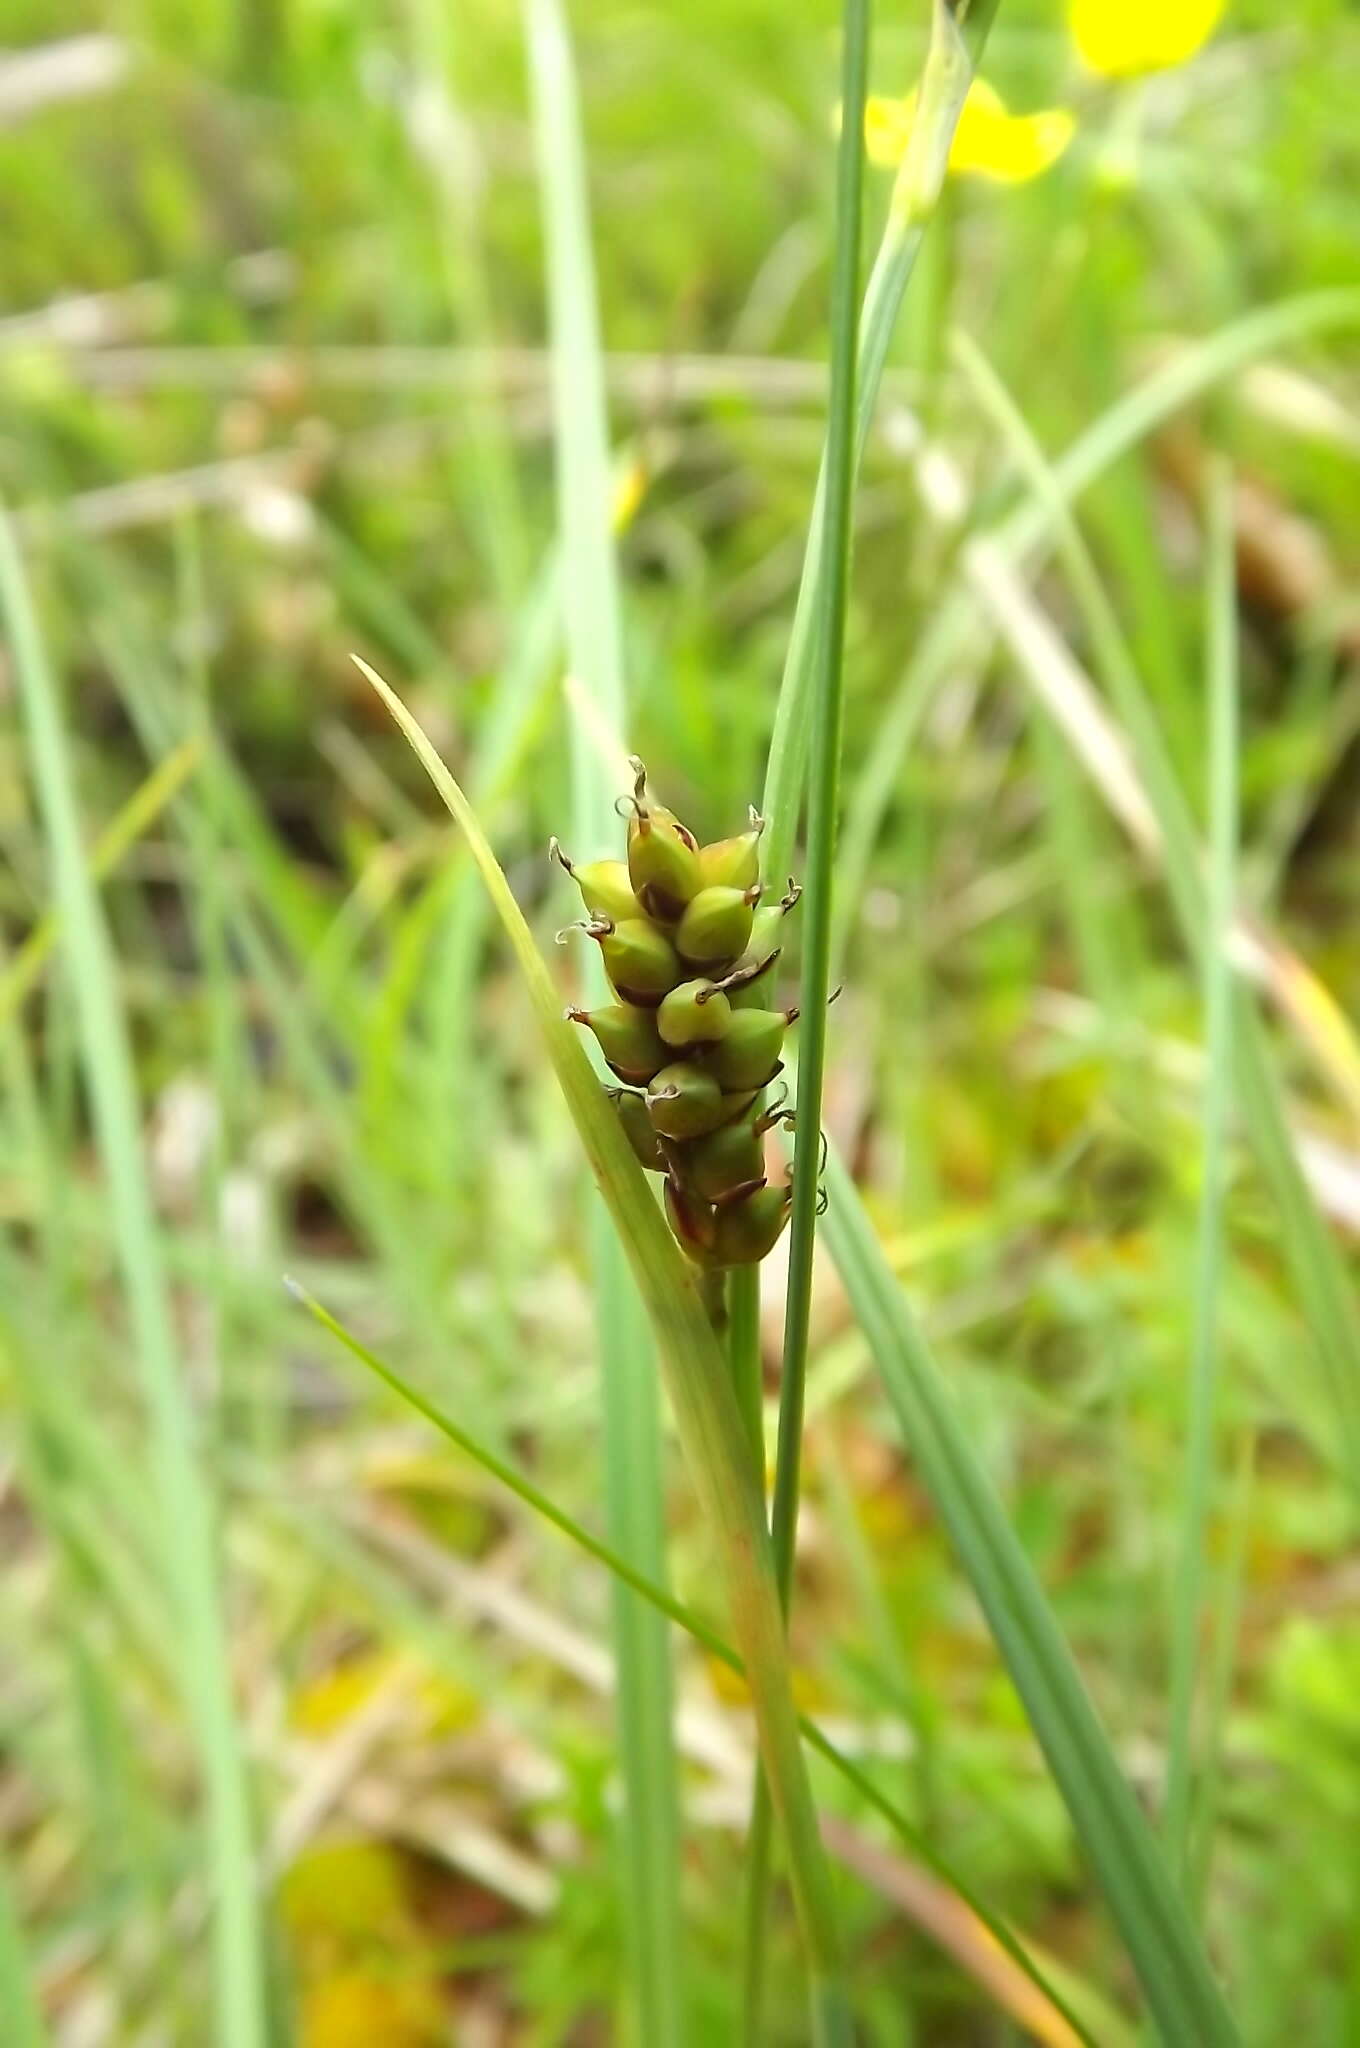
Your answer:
[696,807,764,892]
[666,1179,792,1270]
[727,884,801,1008]
[680,1116,767,1202]
[608,1088,667,1172]
[625,758,701,920]
[550,839,643,925]
[567,1004,668,1085]
[657,977,731,1047]
[664,1176,718,1264]
[645,1061,726,1140]
[675,883,760,967]
[569,916,679,1006]
[711,1183,791,1266]
[706,1006,797,1091]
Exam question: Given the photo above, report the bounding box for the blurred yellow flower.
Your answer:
[1069,0,1226,77]
[300,1973,444,2048]
[865,81,1074,186]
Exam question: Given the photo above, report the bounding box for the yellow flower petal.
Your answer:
[864,81,1073,187]
[1069,0,1226,77]
[863,93,914,169]
[301,1974,444,2048]
[950,92,1076,184]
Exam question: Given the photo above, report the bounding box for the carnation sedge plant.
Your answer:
[307,1,1245,2041]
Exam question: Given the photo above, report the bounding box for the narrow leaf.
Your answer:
[817,1144,1240,2046]
[524,0,682,2025]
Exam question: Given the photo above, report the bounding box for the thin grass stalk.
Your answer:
[760,0,999,890]
[0,504,267,2047]
[405,0,531,609]
[525,1,684,2033]
[1164,463,1238,1890]
[0,1853,47,2048]
[1027,291,1360,551]
[369,548,559,1161]
[747,2,991,2023]
[728,1280,771,2038]
[1189,1433,1254,1920]
[743,0,872,2019]
[0,736,201,1023]
[726,1267,764,1471]
[773,0,869,1627]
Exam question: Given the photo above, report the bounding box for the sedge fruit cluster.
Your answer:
[559,760,802,1269]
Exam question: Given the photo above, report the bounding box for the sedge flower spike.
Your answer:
[1069,0,1226,78]
[559,763,821,1270]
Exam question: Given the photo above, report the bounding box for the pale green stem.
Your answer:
[1164,463,1238,1889]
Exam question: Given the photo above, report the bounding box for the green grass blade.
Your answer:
[525,0,683,2033]
[0,1857,47,2048]
[726,1267,764,1473]
[289,1279,1115,2048]
[773,0,869,1633]
[759,0,998,890]
[0,736,202,1026]
[0,506,267,2046]
[747,3,999,2027]
[1189,1434,1255,1921]
[1163,463,1238,1889]
[744,0,870,2034]
[816,1142,1240,2046]
[592,1225,683,2038]
[352,655,847,2014]
[404,0,531,609]
[526,0,625,780]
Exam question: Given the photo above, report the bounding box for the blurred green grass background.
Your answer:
[3,1,1360,2041]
